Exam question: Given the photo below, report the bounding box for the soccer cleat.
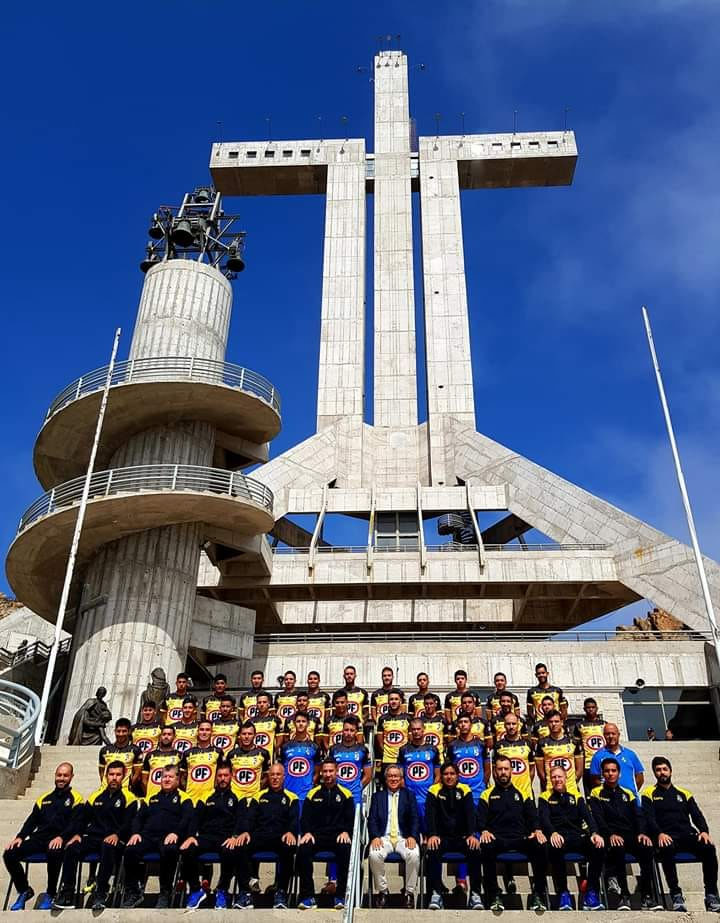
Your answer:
[671,892,687,912]
[641,893,663,911]
[583,890,604,911]
[428,890,444,910]
[469,890,483,909]
[10,889,34,911]
[298,896,317,910]
[91,891,107,911]
[36,894,54,911]
[273,889,288,909]
[233,891,253,909]
[52,890,76,910]
[186,889,207,911]
[607,875,621,895]
[214,889,229,910]
[617,892,631,911]
[706,894,720,913]
[122,888,144,909]
[333,896,345,910]
[558,890,573,911]
[528,892,547,911]
[490,894,504,912]
[156,890,171,909]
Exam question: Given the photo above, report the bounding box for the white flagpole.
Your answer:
[642,306,720,661]
[35,328,122,745]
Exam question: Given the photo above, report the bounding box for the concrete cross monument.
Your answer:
[208,49,720,635]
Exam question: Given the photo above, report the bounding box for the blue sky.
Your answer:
[2,1,718,631]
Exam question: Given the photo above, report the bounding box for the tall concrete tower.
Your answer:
[7,189,281,728]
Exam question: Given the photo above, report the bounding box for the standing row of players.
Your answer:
[99,662,619,812]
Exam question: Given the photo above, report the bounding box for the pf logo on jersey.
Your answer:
[255,732,271,747]
[278,705,295,719]
[174,739,191,753]
[587,735,605,751]
[459,758,480,777]
[169,708,182,722]
[510,758,527,775]
[550,756,572,772]
[234,768,257,785]
[337,762,359,782]
[136,738,154,753]
[246,705,259,718]
[346,701,359,715]
[288,757,311,777]
[212,735,232,750]
[386,730,406,745]
[407,761,430,781]
[190,764,213,782]
[424,732,440,747]
[150,767,165,785]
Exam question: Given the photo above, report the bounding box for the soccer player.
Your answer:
[326,690,363,748]
[337,664,369,722]
[450,692,493,750]
[490,692,529,744]
[227,722,270,801]
[589,722,644,795]
[526,662,568,721]
[275,670,299,723]
[202,674,228,723]
[239,670,269,720]
[539,765,605,911]
[408,671,441,717]
[588,756,656,911]
[368,765,421,909]
[306,671,331,728]
[235,764,298,911]
[179,719,223,803]
[278,693,320,746]
[142,725,181,798]
[397,717,441,827]
[529,694,560,745]
[163,672,190,725]
[376,690,411,772]
[371,666,405,721]
[421,693,449,762]
[446,714,491,805]
[534,709,584,797]
[52,761,137,911]
[485,672,521,720]
[572,697,606,794]
[211,695,239,756]
[180,763,241,911]
[252,692,283,760]
[277,711,321,803]
[328,718,373,806]
[122,766,194,908]
[296,760,355,911]
[493,712,535,798]
[98,717,141,788]
[172,697,199,753]
[3,762,83,911]
[424,763,483,911]
[131,701,163,756]
[444,669,478,723]
[478,755,548,912]
[642,755,720,912]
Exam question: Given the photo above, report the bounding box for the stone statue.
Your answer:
[139,667,171,715]
[67,686,112,745]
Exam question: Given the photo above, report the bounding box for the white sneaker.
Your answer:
[429,891,444,910]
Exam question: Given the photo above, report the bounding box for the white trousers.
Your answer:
[369,836,420,895]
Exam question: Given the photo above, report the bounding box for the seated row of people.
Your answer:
[4,753,717,913]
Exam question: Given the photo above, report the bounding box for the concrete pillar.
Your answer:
[372,51,418,429]
[62,260,233,733]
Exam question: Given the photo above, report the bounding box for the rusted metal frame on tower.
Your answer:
[417,482,427,571]
[366,486,376,571]
[308,484,328,572]
[465,483,485,568]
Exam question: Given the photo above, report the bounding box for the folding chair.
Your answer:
[418,848,466,908]
[251,849,296,906]
[495,849,548,909]
[547,850,592,911]
[2,853,47,911]
[655,850,702,910]
[118,849,182,908]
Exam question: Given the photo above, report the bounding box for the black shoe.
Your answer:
[617,892,631,911]
[155,889,171,909]
[52,889,76,910]
[91,891,107,911]
[374,891,389,909]
[122,889,143,909]
[404,892,415,909]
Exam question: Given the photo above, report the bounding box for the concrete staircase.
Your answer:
[0,742,718,920]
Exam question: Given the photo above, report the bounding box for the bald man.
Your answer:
[3,763,84,911]
[589,723,644,795]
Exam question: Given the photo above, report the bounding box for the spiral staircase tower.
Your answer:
[6,189,281,732]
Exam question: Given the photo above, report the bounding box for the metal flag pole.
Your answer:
[642,306,720,661]
[35,327,122,745]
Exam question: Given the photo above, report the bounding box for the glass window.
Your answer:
[622,686,660,703]
[664,703,718,740]
[624,704,665,742]
[660,688,710,704]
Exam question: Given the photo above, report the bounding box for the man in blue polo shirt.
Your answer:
[589,723,644,794]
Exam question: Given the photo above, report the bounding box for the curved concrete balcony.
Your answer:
[6,464,274,620]
[34,357,282,488]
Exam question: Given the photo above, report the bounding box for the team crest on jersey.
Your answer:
[288,757,311,777]
[114,798,122,808]
[65,797,71,806]
[514,793,520,801]
[407,761,430,781]
[338,762,359,782]
[190,764,213,782]
[677,794,683,802]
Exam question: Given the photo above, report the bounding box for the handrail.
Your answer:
[272,542,609,554]
[0,679,39,768]
[0,638,71,671]
[45,355,281,419]
[343,802,364,923]
[17,464,274,533]
[253,628,711,645]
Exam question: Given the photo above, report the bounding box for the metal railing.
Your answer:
[272,542,608,555]
[45,355,281,419]
[17,464,274,533]
[254,628,712,645]
[0,680,39,769]
[0,638,71,672]
[343,802,364,923]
